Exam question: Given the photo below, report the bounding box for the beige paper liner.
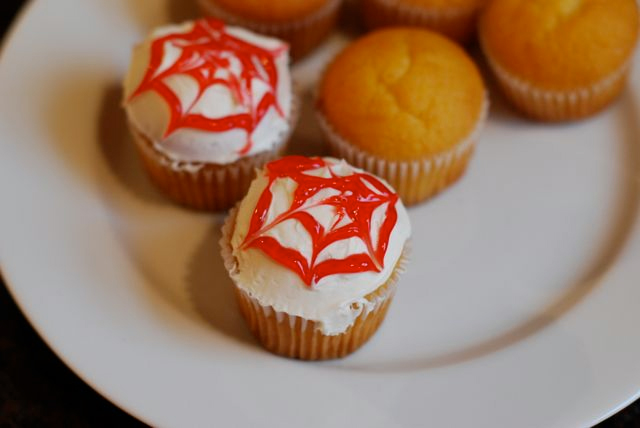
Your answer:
[129,88,300,211]
[479,34,634,121]
[316,95,489,206]
[130,127,283,211]
[361,0,482,43]
[197,0,342,60]
[220,205,411,360]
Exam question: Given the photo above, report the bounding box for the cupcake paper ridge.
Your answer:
[197,0,342,32]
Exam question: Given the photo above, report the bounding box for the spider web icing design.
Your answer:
[241,157,400,287]
[129,18,287,155]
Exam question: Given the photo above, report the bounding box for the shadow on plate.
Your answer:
[287,91,330,157]
[43,73,165,205]
[186,221,256,346]
[97,82,168,205]
[471,47,532,127]
[338,0,366,38]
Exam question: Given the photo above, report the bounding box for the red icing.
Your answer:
[241,156,399,287]
[129,18,287,155]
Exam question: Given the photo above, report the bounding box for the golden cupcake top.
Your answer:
[208,0,331,22]
[318,27,486,161]
[479,0,639,89]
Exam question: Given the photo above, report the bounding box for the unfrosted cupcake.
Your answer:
[123,18,297,210]
[362,0,488,43]
[220,156,411,360]
[317,28,488,205]
[479,0,639,121]
[197,0,341,59]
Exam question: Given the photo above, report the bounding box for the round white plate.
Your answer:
[2,1,640,427]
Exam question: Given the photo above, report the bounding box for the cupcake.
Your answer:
[362,0,488,43]
[197,0,342,59]
[317,28,488,205]
[220,156,411,360]
[123,18,297,210]
[479,0,639,121]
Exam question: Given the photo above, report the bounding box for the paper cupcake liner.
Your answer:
[361,0,481,43]
[316,95,489,205]
[197,0,342,60]
[220,205,411,360]
[130,128,280,211]
[480,36,633,121]
[129,87,300,211]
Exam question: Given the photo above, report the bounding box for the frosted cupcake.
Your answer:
[197,0,342,59]
[221,156,411,360]
[317,28,488,205]
[362,0,488,43]
[123,18,297,210]
[479,0,639,121]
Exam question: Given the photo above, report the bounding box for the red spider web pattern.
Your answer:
[128,18,287,155]
[241,156,400,287]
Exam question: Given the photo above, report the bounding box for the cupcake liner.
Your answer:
[130,127,282,210]
[480,35,634,121]
[316,95,489,206]
[197,0,342,59]
[129,87,300,211]
[220,205,411,360]
[362,0,481,43]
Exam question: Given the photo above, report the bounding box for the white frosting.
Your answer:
[230,158,411,335]
[123,21,292,165]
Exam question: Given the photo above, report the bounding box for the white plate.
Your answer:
[2,1,640,427]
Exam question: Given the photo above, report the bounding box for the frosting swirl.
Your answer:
[123,19,292,165]
[230,156,411,335]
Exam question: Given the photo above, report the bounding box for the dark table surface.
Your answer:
[1,1,639,427]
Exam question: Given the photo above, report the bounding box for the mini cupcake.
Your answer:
[479,0,639,121]
[362,0,488,43]
[123,18,297,210]
[220,156,411,360]
[317,28,488,205]
[197,0,342,59]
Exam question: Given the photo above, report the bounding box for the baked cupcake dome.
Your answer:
[362,0,488,43]
[123,19,297,210]
[197,0,342,59]
[317,27,488,205]
[479,0,639,121]
[221,156,411,360]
